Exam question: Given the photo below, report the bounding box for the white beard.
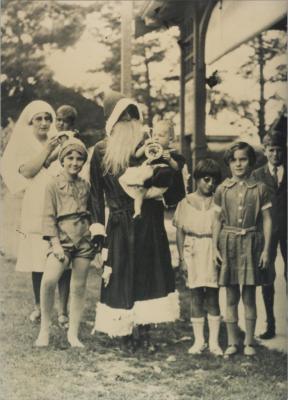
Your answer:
[103,120,143,175]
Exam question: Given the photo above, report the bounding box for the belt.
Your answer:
[223,225,257,236]
[186,232,212,239]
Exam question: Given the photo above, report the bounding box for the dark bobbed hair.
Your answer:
[193,158,222,184]
[224,141,256,167]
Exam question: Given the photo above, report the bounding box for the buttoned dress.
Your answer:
[42,172,95,260]
[173,193,218,289]
[214,177,271,286]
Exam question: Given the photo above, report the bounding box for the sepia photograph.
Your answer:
[0,0,287,399]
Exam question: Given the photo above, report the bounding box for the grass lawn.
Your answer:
[0,254,286,400]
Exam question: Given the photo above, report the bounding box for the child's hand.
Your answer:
[179,258,188,279]
[213,248,222,269]
[102,266,112,287]
[258,251,269,270]
[162,150,172,162]
[52,244,66,262]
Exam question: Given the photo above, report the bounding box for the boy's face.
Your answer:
[264,145,284,167]
[152,128,170,149]
[56,113,73,132]
[62,150,85,177]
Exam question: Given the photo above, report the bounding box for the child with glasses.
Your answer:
[173,159,223,356]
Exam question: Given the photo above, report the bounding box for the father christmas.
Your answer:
[89,91,185,350]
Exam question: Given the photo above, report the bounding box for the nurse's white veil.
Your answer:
[1,100,56,194]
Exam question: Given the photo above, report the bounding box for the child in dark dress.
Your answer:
[213,142,272,357]
[119,120,185,218]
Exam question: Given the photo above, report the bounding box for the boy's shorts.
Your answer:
[47,235,96,262]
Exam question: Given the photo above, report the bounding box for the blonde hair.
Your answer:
[103,119,143,176]
[153,120,175,141]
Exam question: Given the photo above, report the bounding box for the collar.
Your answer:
[267,162,284,175]
[56,172,80,190]
[223,176,257,189]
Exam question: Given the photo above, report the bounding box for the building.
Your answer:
[135,0,287,176]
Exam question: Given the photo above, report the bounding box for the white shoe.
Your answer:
[188,342,207,354]
[209,344,223,356]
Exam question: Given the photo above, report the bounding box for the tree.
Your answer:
[87,1,180,127]
[206,30,286,141]
[237,31,287,141]
[1,0,104,132]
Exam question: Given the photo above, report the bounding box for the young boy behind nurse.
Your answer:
[35,138,96,348]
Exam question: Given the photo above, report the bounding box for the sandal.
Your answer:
[188,342,207,355]
[244,345,256,356]
[224,345,238,357]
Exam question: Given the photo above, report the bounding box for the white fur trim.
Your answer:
[133,291,180,325]
[89,223,106,237]
[101,247,108,261]
[92,302,134,337]
[261,202,272,210]
[92,291,180,337]
[106,98,143,136]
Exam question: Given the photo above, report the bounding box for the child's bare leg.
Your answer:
[58,269,71,320]
[67,257,90,348]
[35,255,68,346]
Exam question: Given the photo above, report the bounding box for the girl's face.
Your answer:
[62,150,85,177]
[229,149,251,178]
[31,112,52,138]
[197,176,216,196]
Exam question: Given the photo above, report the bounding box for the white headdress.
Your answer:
[1,100,56,194]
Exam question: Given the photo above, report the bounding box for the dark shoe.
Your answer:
[142,339,157,354]
[120,335,136,353]
[259,329,275,340]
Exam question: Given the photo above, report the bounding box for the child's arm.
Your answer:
[135,143,146,159]
[176,227,186,265]
[212,210,223,268]
[42,182,65,262]
[162,150,179,170]
[259,208,272,270]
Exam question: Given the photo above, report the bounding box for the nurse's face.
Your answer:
[31,112,52,139]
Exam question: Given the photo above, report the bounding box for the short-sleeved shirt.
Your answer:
[42,172,91,246]
[214,177,271,228]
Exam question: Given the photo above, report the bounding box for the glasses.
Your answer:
[202,176,216,184]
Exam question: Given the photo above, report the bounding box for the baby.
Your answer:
[119,120,180,218]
